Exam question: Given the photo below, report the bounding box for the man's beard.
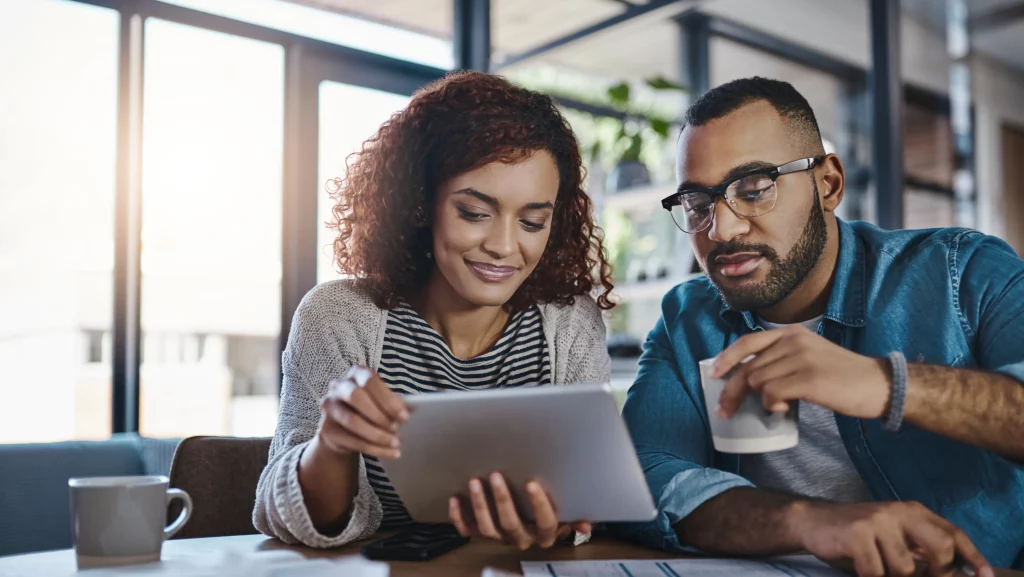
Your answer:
[704,179,828,312]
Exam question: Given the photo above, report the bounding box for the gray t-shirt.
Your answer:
[739,316,873,502]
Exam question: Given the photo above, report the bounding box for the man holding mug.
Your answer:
[614,77,1024,576]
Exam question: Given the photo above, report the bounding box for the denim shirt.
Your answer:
[613,219,1024,568]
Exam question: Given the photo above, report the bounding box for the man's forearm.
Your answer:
[904,364,1024,460]
[673,487,809,556]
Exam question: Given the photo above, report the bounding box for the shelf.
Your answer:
[600,183,676,214]
[611,274,699,302]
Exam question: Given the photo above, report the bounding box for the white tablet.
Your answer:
[380,384,657,524]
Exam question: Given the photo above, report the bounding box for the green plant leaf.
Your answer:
[645,75,688,92]
[620,133,643,163]
[607,82,631,106]
[616,122,629,142]
[587,140,602,163]
[649,117,671,139]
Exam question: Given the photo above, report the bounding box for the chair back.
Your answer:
[167,436,271,539]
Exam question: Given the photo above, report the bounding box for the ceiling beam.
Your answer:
[705,16,865,84]
[492,0,687,70]
[971,1,1024,32]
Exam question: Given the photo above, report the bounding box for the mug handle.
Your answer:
[164,488,193,540]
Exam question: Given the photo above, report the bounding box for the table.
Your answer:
[0,534,1017,577]
[0,534,666,577]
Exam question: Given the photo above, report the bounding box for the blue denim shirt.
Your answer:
[613,219,1024,568]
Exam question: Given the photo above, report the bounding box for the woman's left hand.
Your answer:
[448,473,591,550]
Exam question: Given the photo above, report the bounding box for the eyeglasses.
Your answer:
[661,156,824,234]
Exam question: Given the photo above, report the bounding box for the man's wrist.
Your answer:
[882,352,908,431]
[780,499,815,551]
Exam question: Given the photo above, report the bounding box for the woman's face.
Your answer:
[431,150,560,308]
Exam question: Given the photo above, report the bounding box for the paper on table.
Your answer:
[522,555,846,577]
[5,550,389,577]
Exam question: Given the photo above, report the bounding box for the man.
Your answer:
[613,77,1024,577]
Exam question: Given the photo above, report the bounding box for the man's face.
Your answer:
[677,100,828,311]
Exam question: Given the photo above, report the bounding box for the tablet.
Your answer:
[380,384,657,525]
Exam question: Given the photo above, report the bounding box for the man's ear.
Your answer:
[819,154,846,213]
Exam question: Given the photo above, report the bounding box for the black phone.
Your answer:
[361,524,470,562]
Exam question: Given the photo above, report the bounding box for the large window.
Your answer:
[139,19,285,438]
[0,0,443,444]
[316,82,409,283]
[0,0,119,443]
[161,0,452,69]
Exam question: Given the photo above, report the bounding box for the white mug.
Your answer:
[699,358,799,453]
[69,475,192,569]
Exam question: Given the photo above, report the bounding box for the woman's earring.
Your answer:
[425,250,433,259]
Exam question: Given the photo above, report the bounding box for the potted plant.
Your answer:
[602,76,688,192]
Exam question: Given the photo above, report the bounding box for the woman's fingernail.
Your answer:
[715,404,726,418]
[490,473,504,487]
[391,438,400,448]
[471,479,483,493]
[399,409,410,421]
[527,483,541,494]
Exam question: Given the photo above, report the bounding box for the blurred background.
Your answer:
[1,0,1022,443]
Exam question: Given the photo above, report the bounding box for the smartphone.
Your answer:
[361,523,470,561]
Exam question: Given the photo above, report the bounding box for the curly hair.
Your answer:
[327,71,614,311]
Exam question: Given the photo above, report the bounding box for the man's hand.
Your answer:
[789,500,993,577]
[713,325,891,419]
[448,473,591,550]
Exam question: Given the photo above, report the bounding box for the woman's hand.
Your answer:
[316,365,409,459]
[448,472,592,550]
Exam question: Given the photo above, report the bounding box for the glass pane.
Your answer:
[904,101,955,190]
[905,188,956,230]
[317,82,409,283]
[141,19,284,438]
[161,0,452,69]
[493,0,623,62]
[0,0,118,443]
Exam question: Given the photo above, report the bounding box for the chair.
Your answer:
[166,436,272,539]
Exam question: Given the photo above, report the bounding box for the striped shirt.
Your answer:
[365,302,551,528]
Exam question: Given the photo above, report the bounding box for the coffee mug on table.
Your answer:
[699,358,799,453]
[69,475,192,569]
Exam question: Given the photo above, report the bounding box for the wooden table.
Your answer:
[0,534,670,577]
[0,534,1017,576]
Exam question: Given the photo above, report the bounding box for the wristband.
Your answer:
[883,351,907,432]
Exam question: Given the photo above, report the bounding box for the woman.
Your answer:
[253,71,614,551]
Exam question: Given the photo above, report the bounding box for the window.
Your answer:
[903,99,957,229]
[317,82,409,283]
[140,19,284,438]
[0,0,118,443]
[161,0,452,69]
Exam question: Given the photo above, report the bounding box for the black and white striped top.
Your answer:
[364,302,551,528]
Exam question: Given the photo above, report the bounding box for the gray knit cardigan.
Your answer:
[252,279,611,547]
